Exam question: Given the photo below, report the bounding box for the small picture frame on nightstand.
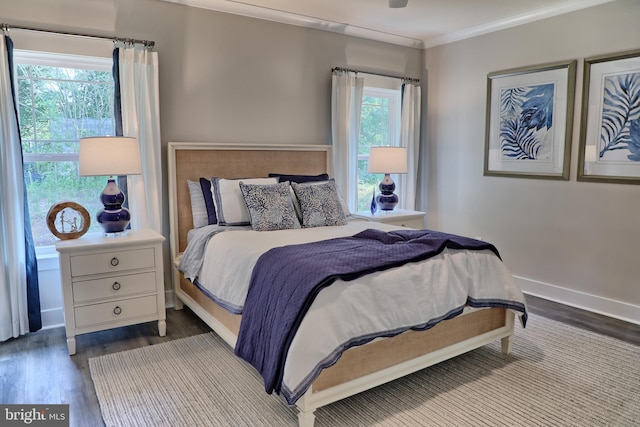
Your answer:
[46,201,91,240]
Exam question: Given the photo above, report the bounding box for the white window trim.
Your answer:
[14,50,112,71]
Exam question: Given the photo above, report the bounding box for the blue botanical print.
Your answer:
[521,84,554,131]
[500,118,541,159]
[598,72,640,161]
[499,83,555,160]
[628,119,640,161]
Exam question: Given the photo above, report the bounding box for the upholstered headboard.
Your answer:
[167,142,332,260]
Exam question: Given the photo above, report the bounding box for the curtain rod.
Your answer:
[0,23,155,49]
[332,66,419,84]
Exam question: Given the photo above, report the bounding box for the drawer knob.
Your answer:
[110,257,120,267]
[112,282,121,291]
[113,306,122,316]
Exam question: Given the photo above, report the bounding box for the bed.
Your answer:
[167,142,527,427]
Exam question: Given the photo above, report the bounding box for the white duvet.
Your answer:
[181,220,527,404]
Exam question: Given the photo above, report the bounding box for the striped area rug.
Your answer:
[89,313,639,426]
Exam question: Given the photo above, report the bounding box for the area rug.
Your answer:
[89,313,640,426]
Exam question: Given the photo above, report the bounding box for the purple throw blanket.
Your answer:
[234,228,504,396]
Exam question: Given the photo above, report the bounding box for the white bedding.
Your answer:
[180,220,527,404]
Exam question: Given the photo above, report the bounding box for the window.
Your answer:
[356,87,401,212]
[15,51,115,248]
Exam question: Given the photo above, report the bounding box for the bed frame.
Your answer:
[167,142,515,427]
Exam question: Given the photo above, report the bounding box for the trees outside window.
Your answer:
[15,51,115,248]
[356,87,401,212]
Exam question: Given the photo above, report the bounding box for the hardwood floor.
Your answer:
[1,295,638,427]
[0,307,211,427]
[525,294,640,346]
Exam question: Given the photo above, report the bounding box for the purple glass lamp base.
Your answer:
[96,178,131,234]
[376,173,399,211]
[375,193,398,211]
[97,208,131,234]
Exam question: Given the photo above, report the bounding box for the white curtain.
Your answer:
[118,44,162,233]
[331,71,364,212]
[0,35,29,341]
[398,82,421,210]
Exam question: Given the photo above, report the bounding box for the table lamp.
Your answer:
[79,136,142,235]
[368,146,408,211]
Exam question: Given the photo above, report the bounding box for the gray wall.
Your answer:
[0,0,423,325]
[0,0,422,143]
[423,0,640,322]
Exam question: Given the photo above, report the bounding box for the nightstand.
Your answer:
[353,209,426,229]
[55,229,166,355]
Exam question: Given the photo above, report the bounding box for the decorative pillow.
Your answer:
[287,179,350,219]
[211,177,278,226]
[239,182,301,231]
[187,179,209,228]
[268,173,329,183]
[291,180,348,228]
[322,180,351,217]
[199,177,217,225]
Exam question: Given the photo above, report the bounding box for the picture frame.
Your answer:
[46,201,91,240]
[577,49,640,184]
[484,60,577,180]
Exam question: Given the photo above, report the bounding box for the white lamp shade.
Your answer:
[79,136,142,176]
[368,146,408,174]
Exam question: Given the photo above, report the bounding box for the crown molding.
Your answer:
[422,0,616,48]
[160,0,424,48]
[161,0,616,49]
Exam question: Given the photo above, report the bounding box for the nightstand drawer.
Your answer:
[353,209,426,230]
[72,271,156,303]
[70,248,155,277]
[390,218,425,229]
[74,295,158,328]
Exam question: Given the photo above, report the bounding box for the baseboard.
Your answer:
[40,307,64,330]
[166,289,176,309]
[515,275,640,326]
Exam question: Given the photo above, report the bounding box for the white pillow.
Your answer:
[211,177,278,225]
[187,179,208,228]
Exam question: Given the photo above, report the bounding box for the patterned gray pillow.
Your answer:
[291,180,348,228]
[239,181,301,231]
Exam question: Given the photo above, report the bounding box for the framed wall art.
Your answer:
[577,49,640,184]
[484,60,577,180]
